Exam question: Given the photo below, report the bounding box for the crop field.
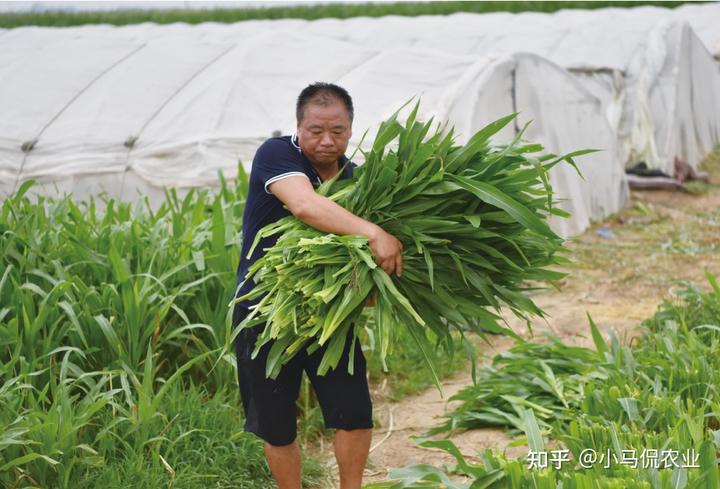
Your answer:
[0,1,691,28]
[3,116,719,489]
[0,170,277,488]
[0,157,486,488]
[1,0,718,484]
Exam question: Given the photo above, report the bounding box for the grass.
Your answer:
[68,381,327,489]
[72,382,280,489]
[699,145,720,175]
[365,328,471,401]
[367,273,720,488]
[0,169,324,488]
[0,1,694,28]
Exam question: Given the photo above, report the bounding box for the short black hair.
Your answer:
[296,82,354,124]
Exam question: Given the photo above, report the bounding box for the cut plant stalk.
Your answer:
[235,103,591,386]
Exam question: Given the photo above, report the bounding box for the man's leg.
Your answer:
[233,306,304,488]
[335,428,372,489]
[264,441,302,489]
[305,328,374,488]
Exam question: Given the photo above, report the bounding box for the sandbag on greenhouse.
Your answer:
[234,105,593,387]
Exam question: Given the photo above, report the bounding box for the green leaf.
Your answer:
[517,406,545,452]
[587,313,608,355]
[108,245,130,283]
[698,440,719,489]
[13,179,36,201]
[446,113,517,172]
[446,174,557,240]
[0,452,60,472]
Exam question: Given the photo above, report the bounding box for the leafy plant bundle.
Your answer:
[236,104,589,384]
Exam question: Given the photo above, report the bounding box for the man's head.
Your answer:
[296,82,353,169]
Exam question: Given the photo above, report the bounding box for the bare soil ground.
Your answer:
[314,150,720,487]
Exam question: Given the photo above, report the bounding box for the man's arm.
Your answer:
[269,176,403,277]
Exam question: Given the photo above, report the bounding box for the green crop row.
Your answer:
[0,2,691,29]
[0,169,338,487]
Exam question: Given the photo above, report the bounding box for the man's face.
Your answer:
[297,100,352,169]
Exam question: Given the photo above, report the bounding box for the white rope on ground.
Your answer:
[369,405,395,454]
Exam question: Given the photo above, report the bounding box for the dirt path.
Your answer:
[317,154,720,486]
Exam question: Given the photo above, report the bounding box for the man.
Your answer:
[233,82,403,489]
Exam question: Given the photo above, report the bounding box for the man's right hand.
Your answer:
[368,225,403,277]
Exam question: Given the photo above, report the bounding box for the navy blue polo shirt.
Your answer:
[233,134,356,309]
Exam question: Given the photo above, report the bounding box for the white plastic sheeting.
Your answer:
[435,53,626,238]
[672,2,720,58]
[624,20,720,176]
[0,29,625,236]
[1,3,718,234]
[338,48,626,236]
[293,5,720,174]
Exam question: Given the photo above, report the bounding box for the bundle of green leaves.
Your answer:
[235,104,590,385]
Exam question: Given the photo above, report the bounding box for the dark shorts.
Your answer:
[233,305,373,446]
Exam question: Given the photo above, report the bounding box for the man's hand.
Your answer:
[368,226,403,277]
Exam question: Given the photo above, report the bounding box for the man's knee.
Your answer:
[264,438,300,450]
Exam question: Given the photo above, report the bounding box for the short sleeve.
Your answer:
[252,138,310,194]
